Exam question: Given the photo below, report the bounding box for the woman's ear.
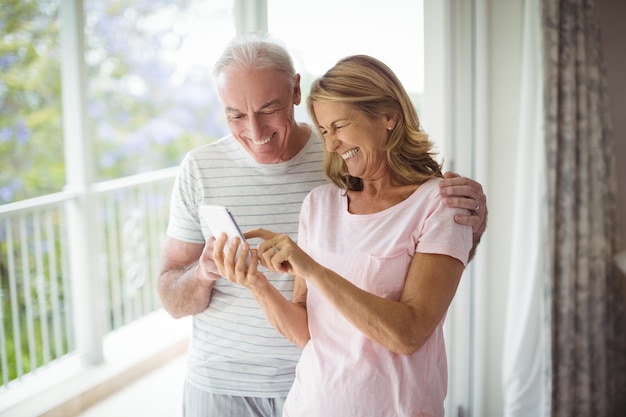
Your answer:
[385,114,398,130]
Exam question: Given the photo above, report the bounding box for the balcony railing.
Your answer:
[0,167,178,392]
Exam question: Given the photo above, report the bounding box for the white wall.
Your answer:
[484,1,523,416]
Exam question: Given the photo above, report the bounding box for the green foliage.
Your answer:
[83,0,226,182]
[1,0,227,204]
[0,0,63,203]
[0,0,229,387]
[0,210,71,385]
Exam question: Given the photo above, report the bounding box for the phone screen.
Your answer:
[199,205,250,265]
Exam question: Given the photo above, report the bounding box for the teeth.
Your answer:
[252,134,272,145]
[341,148,360,160]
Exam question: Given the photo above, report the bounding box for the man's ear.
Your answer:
[293,74,302,105]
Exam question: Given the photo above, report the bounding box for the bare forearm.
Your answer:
[467,212,487,262]
[468,234,481,262]
[311,270,426,354]
[158,263,216,318]
[304,260,461,356]
[250,282,309,348]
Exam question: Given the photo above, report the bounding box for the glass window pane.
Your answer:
[84,0,235,181]
[0,0,62,204]
[268,0,424,121]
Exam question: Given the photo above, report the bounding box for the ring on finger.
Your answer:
[474,202,480,211]
[272,244,279,254]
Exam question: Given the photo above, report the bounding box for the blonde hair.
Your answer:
[307,55,442,191]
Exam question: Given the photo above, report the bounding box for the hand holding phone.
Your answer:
[199,205,250,266]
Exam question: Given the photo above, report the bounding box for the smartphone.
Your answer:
[199,205,250,266]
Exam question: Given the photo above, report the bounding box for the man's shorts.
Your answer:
[183,379,287,417]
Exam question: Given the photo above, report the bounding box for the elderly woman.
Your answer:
[214,55,472,417]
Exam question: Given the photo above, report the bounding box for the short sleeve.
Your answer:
[415,197,473,266]
[166,153,205,244]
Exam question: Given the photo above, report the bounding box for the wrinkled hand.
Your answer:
[246,228,320,280]
[214,228,322,288]
[439,171,488,260]
[213,233,267,290]
[196,237,222,282]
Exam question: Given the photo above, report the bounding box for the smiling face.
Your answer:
[216,67,303,164]
[313,101,393,180]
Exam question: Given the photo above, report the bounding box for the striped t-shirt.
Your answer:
[166,131,327,397]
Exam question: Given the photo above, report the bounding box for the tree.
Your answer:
[0,0,228,204]
[0,0,63,204]
[0,0,230,385]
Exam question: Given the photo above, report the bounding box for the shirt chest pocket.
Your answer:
[311,248,413,301]
[362,250,413,300]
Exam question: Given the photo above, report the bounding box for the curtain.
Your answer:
[502,0,549,415]
[542,0,626,416]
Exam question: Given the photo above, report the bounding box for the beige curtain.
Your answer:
[542,0,626,416]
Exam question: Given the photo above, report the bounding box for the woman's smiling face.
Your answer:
[313,101,392,180]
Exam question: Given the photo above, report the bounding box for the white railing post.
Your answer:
[60,0,104,365]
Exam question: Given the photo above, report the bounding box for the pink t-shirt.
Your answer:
[283,178,472,417]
